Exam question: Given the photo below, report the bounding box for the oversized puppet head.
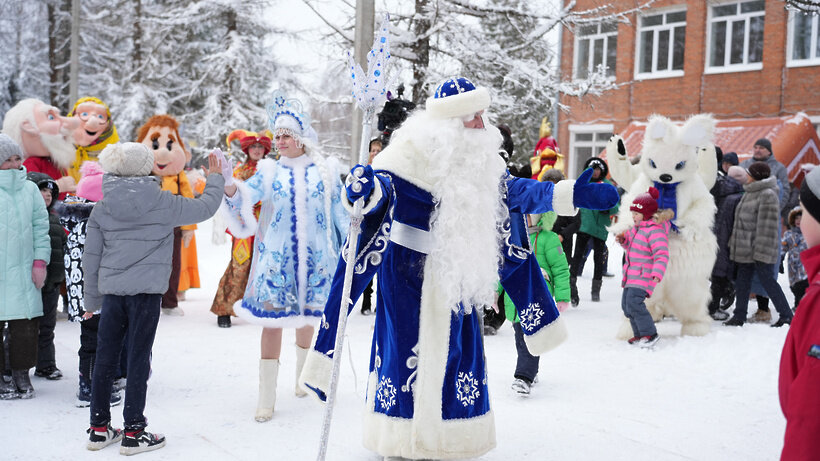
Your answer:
[226,129,272,162]
[640,113,716,185]
[136,114,188,177]
[1,98,78,169]
[69,97,117,148]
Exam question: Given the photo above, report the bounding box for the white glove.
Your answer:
[212,148,234,187]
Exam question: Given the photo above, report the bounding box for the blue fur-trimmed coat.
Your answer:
[300,142,573,459]
[221,154,350,328]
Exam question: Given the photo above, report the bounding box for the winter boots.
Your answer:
[12,369,34,399]
[751,309,772,324]
[294,346,308,398]
[255,359,280,422]
[0,375,19,399]
[591,279,602,302]
[570,276,579,307]
[76,376,122,408]
[511,378,531,396]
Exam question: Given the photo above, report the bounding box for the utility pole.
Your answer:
[69,0,80,103]
[350,0,375,167]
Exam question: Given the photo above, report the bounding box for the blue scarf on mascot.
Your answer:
[653,181,679,232]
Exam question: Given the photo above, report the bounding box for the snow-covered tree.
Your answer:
[301,0,654,158]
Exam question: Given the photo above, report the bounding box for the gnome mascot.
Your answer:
[530,117,563,181]
[2,98,79,197]
[300,77,619,459]
[136,115,199,316]
[66,97,119,183]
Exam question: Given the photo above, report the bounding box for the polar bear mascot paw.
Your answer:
[609,114,718,339]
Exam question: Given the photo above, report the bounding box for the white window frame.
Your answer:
[568,124,614,179]
[634,8,687,80]
[787,10,820,67]
[704,0,766,75]
[573,23,618,81]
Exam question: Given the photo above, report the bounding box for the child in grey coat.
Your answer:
[83,142,227,455]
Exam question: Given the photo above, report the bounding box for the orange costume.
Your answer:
[136,115,198,313]
[211,130,271,322]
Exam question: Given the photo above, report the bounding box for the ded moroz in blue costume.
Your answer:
[300,77,619,459]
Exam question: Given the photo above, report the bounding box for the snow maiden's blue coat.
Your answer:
[222,154,349,327]
[300,145,576,459]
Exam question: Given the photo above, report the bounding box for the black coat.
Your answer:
[711,175,744,278]
[45,212,66,290]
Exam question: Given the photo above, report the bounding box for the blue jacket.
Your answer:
[0,167,50,320]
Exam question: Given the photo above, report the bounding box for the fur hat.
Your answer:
[754,138,772,155]
[722,151,739,166]
[540,168,564,184]
[0,133,22,165]
[583,156,609,179]
[727,165,748,183]
[426,77,491,120]
[630,187,659,221]
[801,166,820,223]
[747,161,771,181]
[788,206,803,228]
[76,161,105,201]
[98,142,154,177]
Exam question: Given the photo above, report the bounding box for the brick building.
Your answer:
[557,0,820,182]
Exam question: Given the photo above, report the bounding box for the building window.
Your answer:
[706,0,765,73]
[788,11,820,66]
[570,128,613,178]
[637,10,687,78]
[574,23,618,80]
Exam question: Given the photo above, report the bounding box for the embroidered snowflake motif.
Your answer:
[519,302,544,332]
[456,371,480,407]
[376,376,397,411]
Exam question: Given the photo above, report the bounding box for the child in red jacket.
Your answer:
[779,166,820,460]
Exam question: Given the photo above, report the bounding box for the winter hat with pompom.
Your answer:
[76,161,105,201]
[0,133,23,165]
[98,142,154,177]
[630,187,660,221]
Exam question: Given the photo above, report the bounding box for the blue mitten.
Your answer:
[345,164,375,203]
[573,168,620,210]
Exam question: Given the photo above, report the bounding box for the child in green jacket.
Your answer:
[504,211,571,395]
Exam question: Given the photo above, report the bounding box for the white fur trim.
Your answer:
[371,137,435,192]
[342,175,384,214]
[426,87,491,120]
[233,300,322,329]
[360,262,496,459]
[299,348,333,403]
[220,179,258,239]
[523,314,568,356]
[552,179,577,216]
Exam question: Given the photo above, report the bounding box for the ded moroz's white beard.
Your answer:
[40,130,77,169]
[403,113,507,314]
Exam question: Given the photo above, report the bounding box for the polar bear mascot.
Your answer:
[608,114,718,338]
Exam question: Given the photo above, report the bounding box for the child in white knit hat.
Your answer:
[0,133,50,400]
[83,142,228,455]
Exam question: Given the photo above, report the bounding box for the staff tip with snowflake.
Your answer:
[348,14,393,112]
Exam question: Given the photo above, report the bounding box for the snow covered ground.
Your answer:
[3,218,790,460]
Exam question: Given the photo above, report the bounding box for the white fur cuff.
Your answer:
[524,315,568,356]
[552,180,577,216]
[342,179,384,215]
[220,179,257,239]
[299,349,333,403]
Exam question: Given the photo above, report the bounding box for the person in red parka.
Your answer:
[779,165,820,460]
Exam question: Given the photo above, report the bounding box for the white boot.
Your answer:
[255,359,279,422]
[294,346,308,397]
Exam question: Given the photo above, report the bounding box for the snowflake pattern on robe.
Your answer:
[376,376,397,411]
[519,302,544,332]
[456,371,480,407]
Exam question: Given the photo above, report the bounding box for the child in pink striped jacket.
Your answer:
[615,187,672,348]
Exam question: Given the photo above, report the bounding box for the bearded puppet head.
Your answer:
[68,97,118,149]
[136,114,188,177]
[1,98,78,169]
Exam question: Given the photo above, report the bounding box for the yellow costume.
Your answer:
[66,97,119,182]
[161,173,201,291]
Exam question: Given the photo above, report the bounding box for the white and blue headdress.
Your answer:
[266,90,318,144]
[426,76,491,120]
